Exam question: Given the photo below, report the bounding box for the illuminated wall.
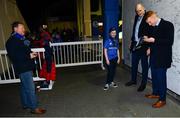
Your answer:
[0,0,28,74]
[0,0,27,50]
[122,0,180,95]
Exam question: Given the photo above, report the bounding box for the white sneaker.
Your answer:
[103,84,109,91]
[48,80,55,90]
[110,82,118,88]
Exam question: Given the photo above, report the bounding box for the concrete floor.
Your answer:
[0,64,180,117]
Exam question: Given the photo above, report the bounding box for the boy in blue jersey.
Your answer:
[104,27,120,90]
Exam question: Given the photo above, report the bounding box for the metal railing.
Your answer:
[50,40,105,69]
[0,48,46,84]
[0,40,105,84]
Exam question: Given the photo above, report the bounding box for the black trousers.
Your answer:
[131,50,148,85]
[106,57,118,84]
[46,59,52,73]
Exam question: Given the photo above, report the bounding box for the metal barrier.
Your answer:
[50,40,105,69]
[0,48,46,84]
[0,40,105,84]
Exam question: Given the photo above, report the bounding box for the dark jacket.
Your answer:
[44,45,53,73]
[6,33,35,74]
[150,19,174,68]
[130,13,150,52]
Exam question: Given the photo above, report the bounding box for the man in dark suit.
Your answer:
[125,3,150,92]
[143,11,174,108]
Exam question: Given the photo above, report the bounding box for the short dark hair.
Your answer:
[109,27,116,33]
[11,21,23,31]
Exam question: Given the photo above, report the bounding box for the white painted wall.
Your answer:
[122,0,180,95]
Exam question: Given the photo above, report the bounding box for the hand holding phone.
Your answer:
[30,52,37,59]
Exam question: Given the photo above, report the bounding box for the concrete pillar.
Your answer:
[83,0,92,37]
[77,0,83,37]
[103,0,119,41]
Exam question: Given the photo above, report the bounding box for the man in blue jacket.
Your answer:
[6,21,46,114]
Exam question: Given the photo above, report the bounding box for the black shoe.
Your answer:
[137,84,146,92]
[22,106,30,110]
[40,82,49,88]
[125,81,137,86]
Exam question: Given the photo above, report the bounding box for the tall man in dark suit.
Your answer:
[143,11,174,108]
[125,4,150,92]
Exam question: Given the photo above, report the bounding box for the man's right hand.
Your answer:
[30,52,37,59]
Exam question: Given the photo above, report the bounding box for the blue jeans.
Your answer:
[131,51,148,85]
[19,71,37,110]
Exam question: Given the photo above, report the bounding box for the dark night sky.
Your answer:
[16,0,77,31]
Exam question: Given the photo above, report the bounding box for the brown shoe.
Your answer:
[31,108,46,114]
[152,100,166,108]
[145,94,160,99]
